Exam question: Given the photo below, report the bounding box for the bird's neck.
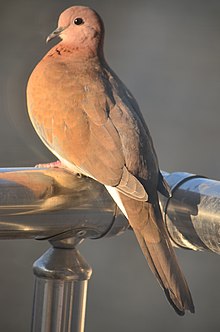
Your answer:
[46,42,104,61]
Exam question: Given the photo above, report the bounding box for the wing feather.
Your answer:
[117,167,148,201]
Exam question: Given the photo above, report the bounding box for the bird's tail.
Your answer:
[120,194,195,315]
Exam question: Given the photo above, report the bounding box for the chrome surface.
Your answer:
[32,241,91,332]
[1,167,220,332]
[162,172,220,253]
[0,168,220,253]
[0,167,129,240]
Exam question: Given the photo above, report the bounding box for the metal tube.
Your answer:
[161,172,220,253]
[0,168,220,253]
[32,242,92,332]
[0,167,128,240]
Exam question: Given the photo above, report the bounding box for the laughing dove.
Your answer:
[27,6,194,315]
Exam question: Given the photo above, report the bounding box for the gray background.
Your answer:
[0,0,220,331]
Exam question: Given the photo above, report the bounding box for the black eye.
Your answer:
[74,17,84,25]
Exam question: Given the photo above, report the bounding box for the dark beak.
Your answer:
[46,26,67,43]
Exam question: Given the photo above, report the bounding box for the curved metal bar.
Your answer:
[0,167,128,240]
[0,168,220,254]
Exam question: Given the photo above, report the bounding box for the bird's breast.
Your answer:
[27,58,91,166]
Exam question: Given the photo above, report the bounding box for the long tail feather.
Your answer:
[119,193,195,315]
[134,226,194,314]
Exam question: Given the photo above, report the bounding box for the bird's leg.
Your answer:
[35,160,64,168]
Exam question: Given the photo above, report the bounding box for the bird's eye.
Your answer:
[74,18,84,25]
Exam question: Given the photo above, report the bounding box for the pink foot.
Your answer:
[35,160,63,168]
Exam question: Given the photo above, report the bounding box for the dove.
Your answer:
[26,5,194,315]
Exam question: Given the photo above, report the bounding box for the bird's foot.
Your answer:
[35,160,82,178]
[35,160,63,168]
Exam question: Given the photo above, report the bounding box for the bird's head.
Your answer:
[47,6,105,56]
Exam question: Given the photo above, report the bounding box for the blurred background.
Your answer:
[0,0,220,331]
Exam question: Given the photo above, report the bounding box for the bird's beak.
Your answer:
[46,26,67,43]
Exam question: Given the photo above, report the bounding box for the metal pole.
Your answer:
[32,238,92,332]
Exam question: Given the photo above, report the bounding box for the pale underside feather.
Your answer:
[105,185,129,219]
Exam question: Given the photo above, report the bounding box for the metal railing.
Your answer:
[0,167,220,331]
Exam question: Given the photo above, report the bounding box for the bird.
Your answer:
[26,5,194,315]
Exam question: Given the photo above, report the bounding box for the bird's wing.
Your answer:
[79,97,148,201]
[52,74,148,201]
